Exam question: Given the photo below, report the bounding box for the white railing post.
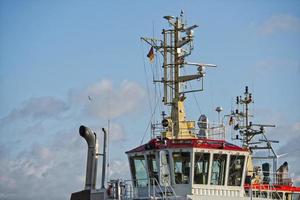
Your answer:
[152,179,155,199]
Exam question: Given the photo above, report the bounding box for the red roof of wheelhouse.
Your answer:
[126,138,248,154]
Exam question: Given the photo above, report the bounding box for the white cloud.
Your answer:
[0,96,68,125]
[107,160,130,180]
[0,129,84,200]
[0,127,132,200]
[258,14,300,36]
[0,175,16,189]
[0,79,145,200]
[80,79,146,119]
[84,122,126,144]
[109,122,126,141]
[0,80,146,128]
[292,121,300,132]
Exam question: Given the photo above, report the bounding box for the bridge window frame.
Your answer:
[193,152,210,185]
[228,155,245,186]
[129,155,148,187]
[172,151,191,184]
[210,153,227,185]
[147,153,159,185]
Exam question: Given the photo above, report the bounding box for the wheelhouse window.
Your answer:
[291,193,300,200]
[228,155,245,186]
[272,192,283,199]
[173,152,191,184]
[147,154,158,184]
[211,154,227,185]
[194,153,210,184]
[129,155,147,187]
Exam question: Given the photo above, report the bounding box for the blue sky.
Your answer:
[0,1,300,199]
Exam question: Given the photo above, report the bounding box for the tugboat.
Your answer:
[70,13,300,200]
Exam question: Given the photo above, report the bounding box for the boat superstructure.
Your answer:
[70,13,300,200]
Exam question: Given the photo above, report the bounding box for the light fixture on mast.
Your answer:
[215,106,223,124]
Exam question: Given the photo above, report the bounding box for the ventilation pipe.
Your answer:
[79,125,98,190]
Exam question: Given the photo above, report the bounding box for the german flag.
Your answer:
[147,47,154,63]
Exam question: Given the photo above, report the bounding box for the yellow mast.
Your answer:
[142,13,216,139]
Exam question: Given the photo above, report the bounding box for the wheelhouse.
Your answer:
[126,138,249,198]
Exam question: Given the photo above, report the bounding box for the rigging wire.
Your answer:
[140,36,162,144]
[140,96,161,145]
[140,21,165,144]
[191,85,202,114]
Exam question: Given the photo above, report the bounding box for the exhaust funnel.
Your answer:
[79,125,98,190]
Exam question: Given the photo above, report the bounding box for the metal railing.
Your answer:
[246,183,284,200]
[251,171,292,186]
[113,178,177,200]
[198,123,225,140]
[151,121,225,140]
[244,171,293,200]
